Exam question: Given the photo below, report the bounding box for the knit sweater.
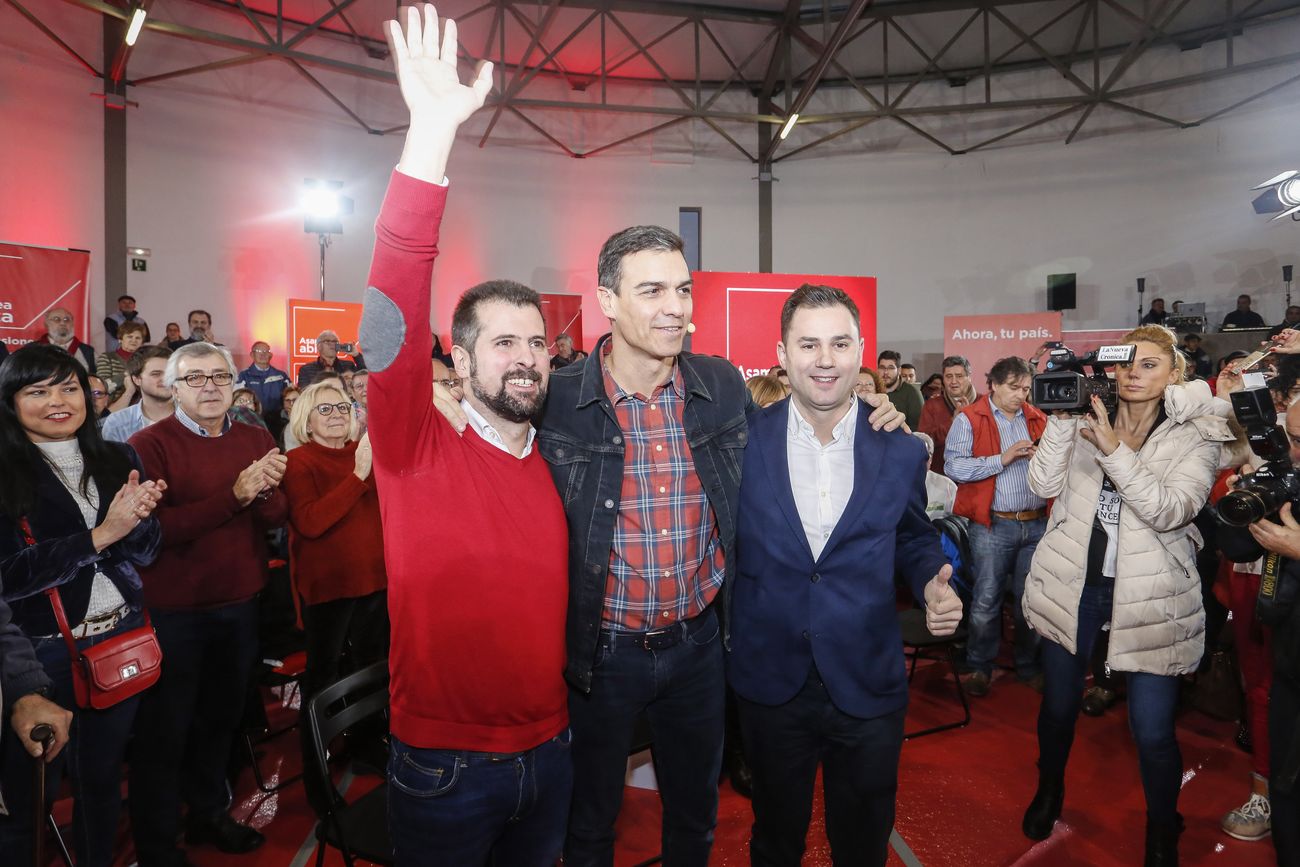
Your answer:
[282,439,386,606]
[361,170,569,753]
[129,414,288,609]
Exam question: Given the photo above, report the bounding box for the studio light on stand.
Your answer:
[302,179,353,301]
[1251,171,1300,221]
[1137,277,1146,326]
[1286,264,1294,309]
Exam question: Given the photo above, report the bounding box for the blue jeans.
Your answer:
[565,606,725,867]
[1037,580,1184,823]
[0,609,144,867]
[966,515,1045,677]
[387,729,573,867]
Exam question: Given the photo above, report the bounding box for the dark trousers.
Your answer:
[1272,674,1300,867]
[129,599,259,867]
[0,611,143,867]
[736,666,905,867]
[300,590,389,701]
[565,607,725,867]
[387,729,573,867]
[1037,580,1183,823]
[299,590,389,811]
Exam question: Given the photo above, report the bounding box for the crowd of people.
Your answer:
[1,5,1298,867]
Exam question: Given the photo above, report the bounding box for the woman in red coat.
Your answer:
[282,379,388,705]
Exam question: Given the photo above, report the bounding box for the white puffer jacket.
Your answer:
[1023,380,1237,676]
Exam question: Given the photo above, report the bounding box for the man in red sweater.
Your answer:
[127,342,288,866]
[356,7,570,866]
[918,354,976,473]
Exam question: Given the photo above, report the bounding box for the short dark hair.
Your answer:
[118,294,135,303]
[188,309,211,323]
[900,363,916,371]
[987,356,1034,389]
[941,355,971,373]
[597,226,684,294]
[451,280,544,355]
[877,349,901,365]
[127,344,172,379]
[780,283,861,341]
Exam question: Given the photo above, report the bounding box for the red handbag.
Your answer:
[18,517,163,710]
[44,587,162,710]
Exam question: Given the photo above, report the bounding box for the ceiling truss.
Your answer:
[9,0,1300,159]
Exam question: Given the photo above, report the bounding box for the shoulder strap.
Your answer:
[44,586,82,660]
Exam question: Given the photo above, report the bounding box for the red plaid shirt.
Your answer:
[602,350,725,631]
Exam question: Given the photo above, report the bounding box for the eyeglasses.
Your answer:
[47,316,73,324]
[436,378,463,389]
[90,390,108,398]
[181,372,234,388]
[251,348,272,356]
[314,402,352,416]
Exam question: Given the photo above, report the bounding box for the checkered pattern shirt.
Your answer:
[602,351,725,632]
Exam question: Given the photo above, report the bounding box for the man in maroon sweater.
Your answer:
[127,342,288,866]
[356,7,570,866]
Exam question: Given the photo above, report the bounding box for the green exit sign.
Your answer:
[131,258,147,272]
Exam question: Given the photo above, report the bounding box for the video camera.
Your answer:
[1031,343,1137,414]
[1216,386,1300,526]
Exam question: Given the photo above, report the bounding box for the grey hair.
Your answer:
[163,342,237,388]
[316,329,339,344]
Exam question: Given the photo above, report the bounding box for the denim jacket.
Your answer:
[537,334,750,692]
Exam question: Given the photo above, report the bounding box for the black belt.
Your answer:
[603,609,710,651]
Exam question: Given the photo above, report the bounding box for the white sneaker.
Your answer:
[1220,792,1271,841]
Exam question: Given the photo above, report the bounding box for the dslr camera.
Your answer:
[1217,386,1300,527]
[1031,343,1137,414]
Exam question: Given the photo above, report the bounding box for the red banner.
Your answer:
[0,242,91,350]
[286,299,363,381]
[690,271,877,378]
[944,312,1062,385]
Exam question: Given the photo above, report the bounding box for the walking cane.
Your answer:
[30,723,53,867]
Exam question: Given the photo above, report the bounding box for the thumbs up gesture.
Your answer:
[923,564,963,636]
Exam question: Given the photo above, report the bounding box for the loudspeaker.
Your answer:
[1047,273,1076,311]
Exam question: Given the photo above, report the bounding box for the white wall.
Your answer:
[8,0,1300,375]
[774,101,1300,369]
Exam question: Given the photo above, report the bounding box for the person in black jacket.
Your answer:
[1216,393,1300,867]
[0,345,165,867]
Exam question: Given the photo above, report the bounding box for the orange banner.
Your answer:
[286,299,363,381]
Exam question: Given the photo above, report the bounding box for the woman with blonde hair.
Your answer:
[745,374,786,408]
[282,379,385,699]
[1020,324,1236,864]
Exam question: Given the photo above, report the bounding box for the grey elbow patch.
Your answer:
[359,286,406,372]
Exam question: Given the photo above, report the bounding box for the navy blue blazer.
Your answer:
[727,397,948,719]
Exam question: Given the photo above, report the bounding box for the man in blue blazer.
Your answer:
[728,284,963,867]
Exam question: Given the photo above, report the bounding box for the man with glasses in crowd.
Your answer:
[298,329,358,387]
[127,342,288,866]
[236,341,292,421]
[37,307,96,373]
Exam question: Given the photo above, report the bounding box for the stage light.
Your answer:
[779,113,799,141]
[301,179,352,235]
[125,6,147,46]
[1251,170,1300,221]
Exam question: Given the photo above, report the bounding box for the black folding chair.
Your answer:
[305,661,393,867]
[900,609,971,739]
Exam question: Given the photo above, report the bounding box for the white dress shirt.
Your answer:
[788,400,857,560]
[461,398,536,459]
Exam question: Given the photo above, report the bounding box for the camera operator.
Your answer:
[1019,325,1238,863]
[1216,390,1300,867]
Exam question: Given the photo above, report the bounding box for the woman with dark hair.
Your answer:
[920,373,943,401]
[0,344,166,867]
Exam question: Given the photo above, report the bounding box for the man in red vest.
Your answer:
[944,356,1048,697]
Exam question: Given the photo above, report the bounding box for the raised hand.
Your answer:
[923,564,963,636]
[386,5,494,183]
[387,5,493,128]
[92,470,162,550]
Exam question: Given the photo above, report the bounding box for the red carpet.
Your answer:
[70,657,1273,866]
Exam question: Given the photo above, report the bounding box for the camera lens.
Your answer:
[1217,487,1276,527]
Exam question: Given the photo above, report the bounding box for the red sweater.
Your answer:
[366,171,569,753]
[130,414,288,609]
[283,440,386,605]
